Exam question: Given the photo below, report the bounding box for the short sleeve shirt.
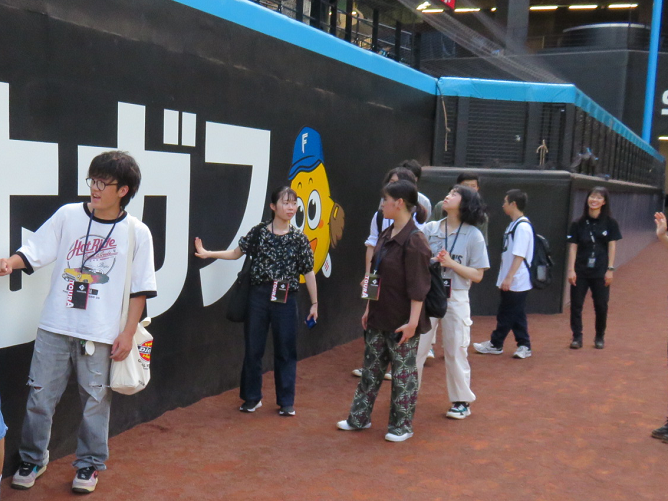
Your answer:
[497,217,534,291]
[239,223,314,291]
[567,216,622,278]
[367,219,432,334]
[17,203,157,344]
[421,218,490,290]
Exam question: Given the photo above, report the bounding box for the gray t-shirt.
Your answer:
[421,218,490,290]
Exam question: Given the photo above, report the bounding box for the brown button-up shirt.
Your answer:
[367,219,432,334]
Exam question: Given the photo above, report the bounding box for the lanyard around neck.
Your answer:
[79,209,121,278]
[444,219,463,255]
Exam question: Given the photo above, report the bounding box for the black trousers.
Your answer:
[490,290,531,349]
[241,283,298,407]
[570,276,609,340]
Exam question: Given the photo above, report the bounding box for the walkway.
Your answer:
[3,242,668,500]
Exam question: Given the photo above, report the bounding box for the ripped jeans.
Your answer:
[19,329,112,470]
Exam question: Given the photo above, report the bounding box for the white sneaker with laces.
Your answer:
[337,420,371,431]
[473,340,503,355]
[513,346,532,359]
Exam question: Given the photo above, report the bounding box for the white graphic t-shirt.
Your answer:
[18,203,157,344]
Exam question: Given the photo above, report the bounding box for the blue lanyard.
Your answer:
[444,220,463,255]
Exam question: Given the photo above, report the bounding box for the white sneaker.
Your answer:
[473,340,503,355]
[384,431,414,442]
[513,346,532,359]
[72,467,98,494]
[12,462,47,490]
[351,368,363,377]
[446,402,471,419]
[427,348,435,359]
[384,372,392,380]
[337,420,371,431]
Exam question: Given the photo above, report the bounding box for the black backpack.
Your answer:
[508,219,554,290]
[408,230,448,318]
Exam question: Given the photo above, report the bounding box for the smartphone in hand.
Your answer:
[305,316,317,329]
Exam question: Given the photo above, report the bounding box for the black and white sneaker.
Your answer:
[239,400,262,412]
[278,406,296,416]
[446,402,471,420]
[12,461,47,490]
[72,466,98,494]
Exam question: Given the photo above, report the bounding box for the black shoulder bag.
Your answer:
[226,223,267,323]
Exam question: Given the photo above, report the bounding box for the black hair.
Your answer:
[505,189,528,212]
[580,186,611,220]
[382,179,427,224]
[456,171,480,186]
[270,186,298,205]
[450,185,487,226]
[382,167,417,187]
[87,151,141,209]
[398,159,422,181]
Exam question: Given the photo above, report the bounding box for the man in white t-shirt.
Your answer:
[474,189,534,359]
[0,151,157,494]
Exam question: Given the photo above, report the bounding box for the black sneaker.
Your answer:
[72,466,98,494]
[12,461,47,490]
[594,339,605,349]
[652,423,668,439]
[570,338,582,349]
[278,406,296,416]
[239,400,262,412]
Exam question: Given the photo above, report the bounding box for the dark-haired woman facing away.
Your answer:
[338,180,432,442]
[567,187,621,350]
[417,185,489,420]
[195,187,317,416]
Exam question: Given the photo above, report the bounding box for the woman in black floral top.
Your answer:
[195,187,317,417]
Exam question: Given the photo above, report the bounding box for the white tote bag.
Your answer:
[110,215,153,395]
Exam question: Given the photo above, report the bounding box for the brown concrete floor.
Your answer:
[3,242,668,500]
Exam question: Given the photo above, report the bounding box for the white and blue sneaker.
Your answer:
[473,340,503,355]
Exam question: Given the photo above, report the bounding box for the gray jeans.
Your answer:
[20,329,112,470]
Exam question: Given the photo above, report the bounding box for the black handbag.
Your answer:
[226,223,266,323]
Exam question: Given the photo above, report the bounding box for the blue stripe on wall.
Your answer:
[172,1,661,162]
[438,77,663,162]
[173,0,437,95]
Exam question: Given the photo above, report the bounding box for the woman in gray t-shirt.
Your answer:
[417,185,490,419]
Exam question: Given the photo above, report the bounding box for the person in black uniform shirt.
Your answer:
[566,187,622,349]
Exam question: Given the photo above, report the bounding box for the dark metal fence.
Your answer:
[251,0,420,67]
[433,95,665,188]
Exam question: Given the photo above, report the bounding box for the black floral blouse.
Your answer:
[239,222,314,291]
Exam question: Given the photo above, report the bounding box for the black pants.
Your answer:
[570,276,609,340]
[241,283,298,407]
[490,290,531,349]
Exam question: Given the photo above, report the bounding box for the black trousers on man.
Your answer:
[570,276,609,341]
[490,290,531,349]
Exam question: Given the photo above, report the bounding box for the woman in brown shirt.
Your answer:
[337,180,432,442]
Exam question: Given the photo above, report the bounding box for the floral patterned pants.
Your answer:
[347,328,420,435]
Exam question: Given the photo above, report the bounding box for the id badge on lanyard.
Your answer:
[66,208,120,310]
[270,280,290,303]
[361,273,381,300]
[67,281,90,309]
[586,220,597,269]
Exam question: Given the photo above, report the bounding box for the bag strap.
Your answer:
[247,222,269,260]
[507,218,534,273]
[120,215,136,330]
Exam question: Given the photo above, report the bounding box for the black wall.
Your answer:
[422,167,662,316]
[0,0,435,472]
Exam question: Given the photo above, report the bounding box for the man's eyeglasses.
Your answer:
[86,178,118,191]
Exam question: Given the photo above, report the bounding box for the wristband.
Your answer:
[607,266,615,271]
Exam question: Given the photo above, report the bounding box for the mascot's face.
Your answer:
[291,162,333,272]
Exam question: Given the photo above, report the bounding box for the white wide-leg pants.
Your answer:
[417,290,476,404]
